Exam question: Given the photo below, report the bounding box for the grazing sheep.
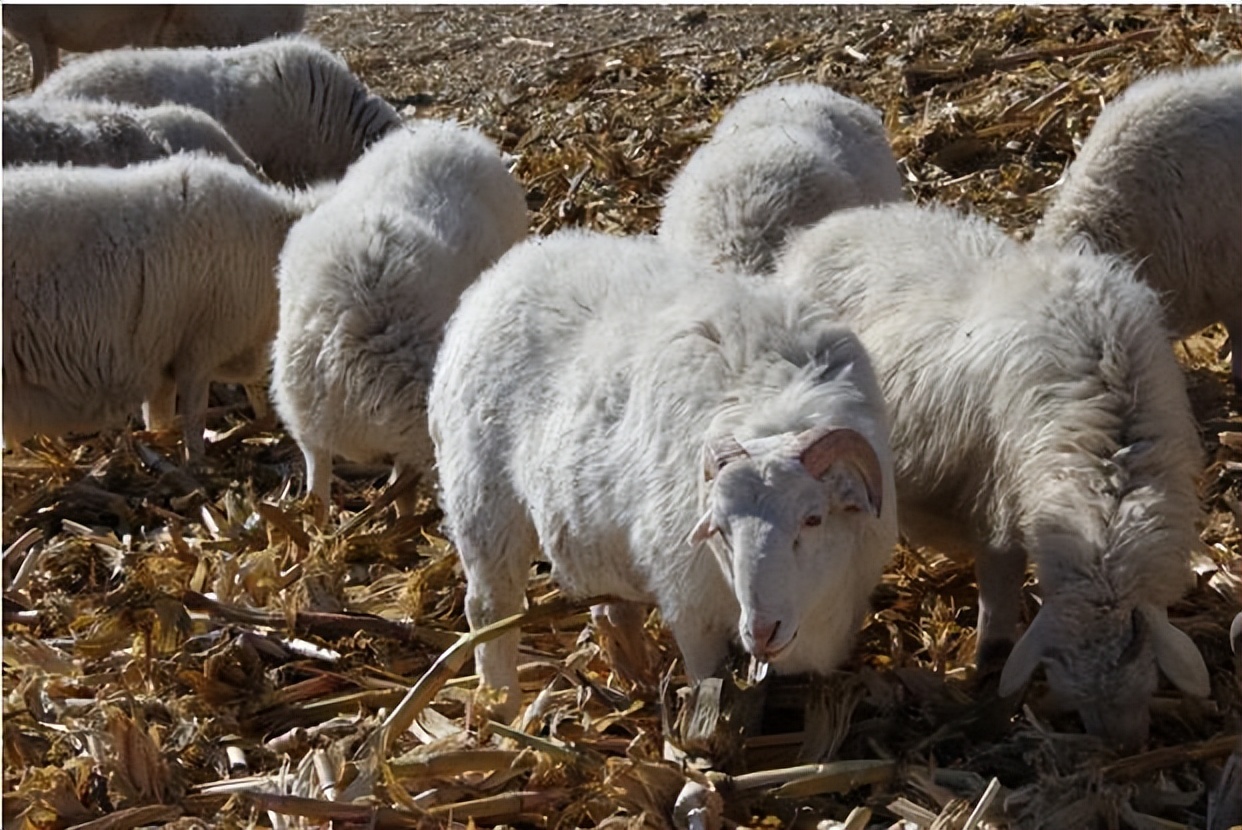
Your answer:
[2,155,313,459]
[660,82,905,274]
[271,121,528,514]
[779,202,1210,751]
[2,5,305,87]
[32,36,401,185]
[1034,61,1242,390]
[3,98,260,175]
[429,230,897,719]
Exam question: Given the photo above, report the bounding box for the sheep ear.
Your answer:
[1230,612,1242,655]
[702,435,749,481]
[998,611,1054,697]
[797,426,883,517]
[1141,605,1210,697]
[687,509,717,547]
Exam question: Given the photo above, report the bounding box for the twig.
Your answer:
[903,27,1161,92]
[65,805,183,830]
[1102,733,1239,781]
[544,32,660,65]
[241,792,425,829]
[182,590,459,650]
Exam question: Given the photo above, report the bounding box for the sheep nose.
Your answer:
[748,619,782,658]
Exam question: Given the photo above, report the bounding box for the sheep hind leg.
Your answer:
[460,517,538,723]
[175,372,211,463]
[592,601,657,688]
[303,445,332,522]
[26,38,54,87]
[974,546,1028,679]
[143,373,178,432]
[1222,319,1242,394]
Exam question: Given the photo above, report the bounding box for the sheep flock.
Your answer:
[2,7,1240,830]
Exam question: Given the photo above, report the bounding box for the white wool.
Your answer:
[33,36,400,185]
[779,201,1208,749]
[1034,61,1242,388]
[660,82,905,274]
[271,121,528,509]
[3,154,314,458]
[429,229,897,718]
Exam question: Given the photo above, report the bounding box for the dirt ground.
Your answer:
[3,5,1241,830]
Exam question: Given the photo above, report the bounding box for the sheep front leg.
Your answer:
[592,601,656,687]
[667,616,730,681]
[975,546,1028,678]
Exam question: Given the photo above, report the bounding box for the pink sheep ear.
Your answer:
[796,426,883,517]
[702,435,749,481]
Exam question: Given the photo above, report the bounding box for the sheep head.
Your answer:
[999,599,1209,752]
[687,424,884,672]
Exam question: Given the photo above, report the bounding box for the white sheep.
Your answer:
[429,229,898,719]
[271,121,528,515]
[778,202,1211,751]
[3,98,260,175]
[659,82,905,274]
[2,154,314,459]
[32,36,401,186]
[1034,61,1242,390]
[2,5,305,87]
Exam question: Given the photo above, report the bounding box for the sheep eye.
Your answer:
[803,514,823,528]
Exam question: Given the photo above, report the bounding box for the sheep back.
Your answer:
[271,121,528,494]
[1035,62,1242,342]
[779,202,1206,746]
[431,229,896,711]
[660,82,905,274]
[2,98,260,175]
[33,36,401,185]
[2,155,301,451]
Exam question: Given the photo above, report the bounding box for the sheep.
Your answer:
[659,82,905,275]
[3,97,260,175]
[32,36,401,186]
[2,154,314,459]
[1033,61,1242,391]
[2,5,305,87]
[271,120,528,515]
[777,201,1211,751]
[428,229,898,720]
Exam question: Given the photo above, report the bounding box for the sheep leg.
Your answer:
[143,375,178,432]
[303,445,332,520]
[388,463,422,517]
[591,601,656,688]
[175,372,210,462]
[27,38,54,87]
[974,545,1028,678]
[1223,318,1242,394]
[667,617,730,681]
[461,517,538,723]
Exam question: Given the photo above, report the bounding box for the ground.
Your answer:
[2,5,1241,830]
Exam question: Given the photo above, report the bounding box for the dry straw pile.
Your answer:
[2,5,1240,830]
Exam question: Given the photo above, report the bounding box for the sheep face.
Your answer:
[1001,598,1210,751]
[1039,600,1157,752]
[689,426,883,671]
